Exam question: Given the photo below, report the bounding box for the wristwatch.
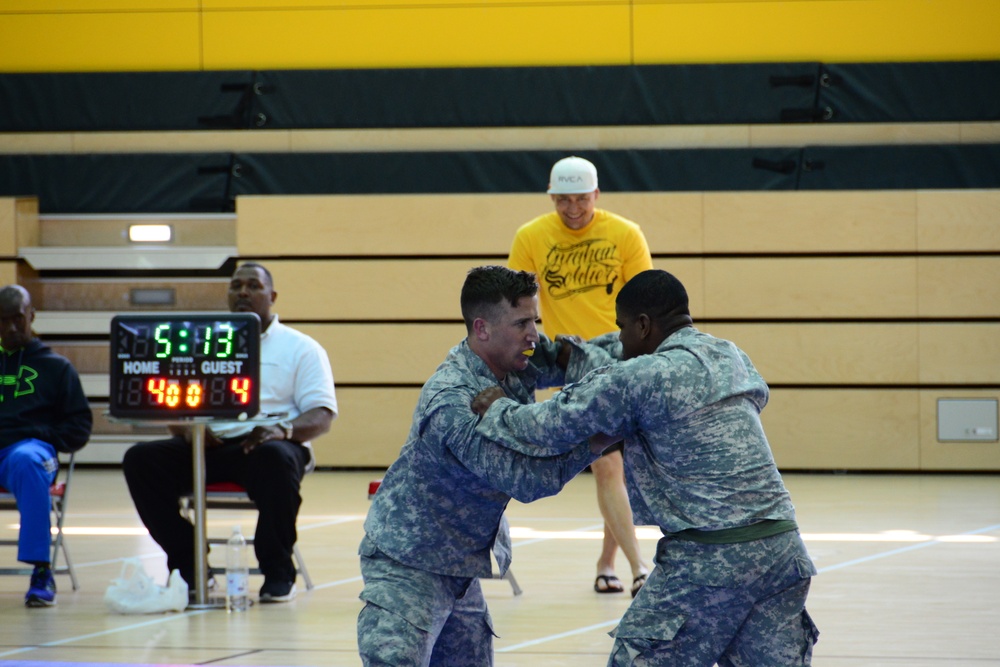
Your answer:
[277,420,294,441]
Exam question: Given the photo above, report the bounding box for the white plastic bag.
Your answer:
[104,558,189,614]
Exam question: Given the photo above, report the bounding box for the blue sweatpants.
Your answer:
[0,439,58,564]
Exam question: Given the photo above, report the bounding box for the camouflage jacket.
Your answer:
[363,337,599,578]
[478,327,798,533]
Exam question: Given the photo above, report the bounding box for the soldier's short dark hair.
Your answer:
[617,269,689,321]
[460,266,538,333]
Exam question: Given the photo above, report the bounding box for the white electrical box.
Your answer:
[937,399,999,442]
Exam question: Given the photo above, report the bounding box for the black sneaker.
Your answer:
[259,579,296,603]
[25,565,56,607]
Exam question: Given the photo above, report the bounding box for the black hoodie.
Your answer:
[0,339,92,453]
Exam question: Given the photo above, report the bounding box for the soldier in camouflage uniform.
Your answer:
[474,269,820,666]
[358,265,603,666]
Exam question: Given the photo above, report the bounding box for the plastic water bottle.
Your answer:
[225,525,250,612]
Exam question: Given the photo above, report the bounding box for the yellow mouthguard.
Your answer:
[522,349,535,356]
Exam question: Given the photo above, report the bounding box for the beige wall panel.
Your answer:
[703,191,917,253]
[23,279,228,312]
[47,342,109,375]
[312,387,418,468]
[960,122,1000,143]
[0,262,16,287]
[238,193,702,257]
[52,322,998,388]
[703,258,917,319]
[702,323,919,385]
[318,386,992,470]
[598,193,703,254]
[16,198,40,249]
[749,123,962,147]
[763,389,920,470]
[0,199,15,257]
[7,124,978,156]
[0,133,74,154]
[0,198,39,256]
[269,259,703,322]
[70,131,293,154]
[292,126,750,153]
[271,258,698,322]
[39,216,235,247]
[295,323,466,385]
[917,257,1000,318]
[916,190,1000,251]
[918,324,1000,385]
[919,391,1000,471]
[238,195,535,256]
[269,259,490,320]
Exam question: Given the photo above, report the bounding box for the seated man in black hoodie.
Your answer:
[0,285,92,607]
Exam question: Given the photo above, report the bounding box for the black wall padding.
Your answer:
[251,64,818,128]
[796,144,1000,190]
[229,149,799,198]
[821,61,1000,122]
[0,72,257,131]
[0,154,233,213]
[2,145,998,214]
[2,61,997,132]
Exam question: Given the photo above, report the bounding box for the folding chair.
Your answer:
[367,479,522,596]
[180,481,313,590]
[0,452,79,590]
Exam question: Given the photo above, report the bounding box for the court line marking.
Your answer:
[498,521,1000,653]
[814,522,1000,574]
[4,521,996,659]
[498,619,618,652]
[0,609,211,659]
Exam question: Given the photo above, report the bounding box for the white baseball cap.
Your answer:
[547,156,599,194]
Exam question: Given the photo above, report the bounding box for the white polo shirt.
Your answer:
[209,316,337,471]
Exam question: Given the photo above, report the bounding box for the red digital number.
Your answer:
[147,377,204,409]
[231,377,251,405]
[147,378,167,404]
[165,381,181,408]
[186,381,203,408]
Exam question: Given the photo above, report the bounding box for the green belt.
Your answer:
[666,519,798,545]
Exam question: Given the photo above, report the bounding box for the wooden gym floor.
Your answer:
[0,468,997,666]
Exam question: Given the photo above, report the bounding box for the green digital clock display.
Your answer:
[109,313,260,420]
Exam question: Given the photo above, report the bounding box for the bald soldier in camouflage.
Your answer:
[473,270,819,666]
[358,266,604,666]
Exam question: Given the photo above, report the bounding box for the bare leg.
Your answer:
[591,451,650,583]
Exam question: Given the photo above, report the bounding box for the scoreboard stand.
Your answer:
[107,313,261,608]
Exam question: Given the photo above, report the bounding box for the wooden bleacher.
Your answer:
[3,162,998,471]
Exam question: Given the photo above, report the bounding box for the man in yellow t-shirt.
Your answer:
[508,156,652,597]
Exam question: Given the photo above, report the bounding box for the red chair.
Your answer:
[0,452,78,590]
[367,479,522,596]
[180,481,313,590]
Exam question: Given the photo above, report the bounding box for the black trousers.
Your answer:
[122,434,310,586]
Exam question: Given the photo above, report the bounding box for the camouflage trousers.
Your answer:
[357,537,496,667]
[609,530,819,667]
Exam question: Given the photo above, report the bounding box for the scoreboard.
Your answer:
[109,313,260,420]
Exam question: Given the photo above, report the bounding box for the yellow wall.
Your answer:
[2,0,998,72]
